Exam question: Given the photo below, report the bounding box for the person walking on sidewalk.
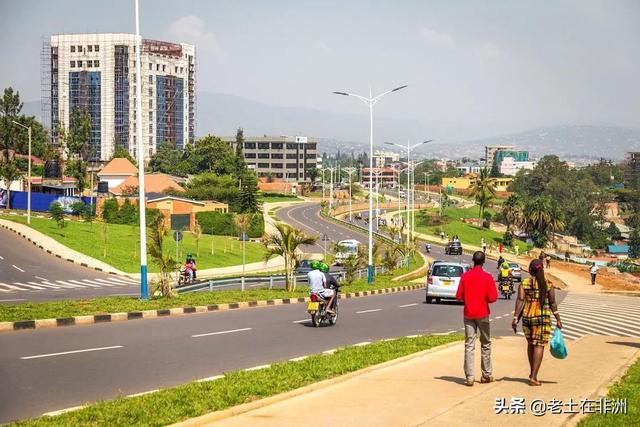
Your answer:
[590,262,599,285]
[456,251,498,387]
[512,259,563,386]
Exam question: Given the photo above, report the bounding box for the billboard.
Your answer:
[143,39,182,57]
[295,136,308,144]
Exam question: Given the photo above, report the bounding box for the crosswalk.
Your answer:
[0,276,138,292]
[558,293,640,340]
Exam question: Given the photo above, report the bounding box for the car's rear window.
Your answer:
[432,265,464,278]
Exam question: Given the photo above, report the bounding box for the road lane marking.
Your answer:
[21,345,123,360]
[128,389,159,398]
[28,281,60,289]
[0,298,27,301]
[0,283,25,291]
[197,375,225,383]
[322,349,337,355]
[12,264,25,272]
[292,319,309,324]
[13,282,45,290]
[34,276,48,281]
[56,280,89,288]
[0,255,4,260]
[289,355,308,361]
[399,303,418,308]
[192,327,252,338]
[245,364,270,371]
[43,405,86,416]
[355,309,382,314]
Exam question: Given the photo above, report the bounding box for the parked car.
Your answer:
[296,260,314,275]
[444,241,463,255]
[508,262,523,282]
[425,261,470,303]
[377,218,387,226]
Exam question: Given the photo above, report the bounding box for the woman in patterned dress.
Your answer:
[512,259,563,386]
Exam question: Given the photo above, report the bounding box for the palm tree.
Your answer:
[148,214,178,297]
[502,194,524,234]
[523,197,553,248]
[547,200,566,248]
[235,213,255,284]
[262,222,317,291]
[469,168,496,227]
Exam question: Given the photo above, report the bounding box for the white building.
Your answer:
[42,33,196,162]
[500,157,536,176]
[456,163,483,175]
[485,145,515,167]
[373,150,400,168]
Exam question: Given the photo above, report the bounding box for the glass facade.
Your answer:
[69,71,102,159]
[156,75,184,149]
[495,150,529,166]
[114,45,129,151]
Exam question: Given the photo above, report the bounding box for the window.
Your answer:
[258,153,269,159]
[149,123,153,133]
[88,45,93,52]
[180,67,183,73]
[307,143,317,150]
[271,143,283,149]
[149,63,152,71]
[258,143,269,149]
[299,163,304,169]
[286,163,297,169]
[286,153,296,159]
[95,45,99,52]
[271,163,283,169]
[300,154,304,159]
[148,75,153,84]
[286,143,296,149]
[175,66,178,73]
[156,64,160,71]
[148,88,153,96]
[94,60,99,67]
[77,60,83,67]
[148,99,152,109]
[77,45,82,52]
[71,45,76,53]
[245,153,256,159]
[258,163,269,168]
[87,61,92,68]
[162,65,165,71]
[245,143,256,149]
[70,61,75,67]
[271,153,283,159]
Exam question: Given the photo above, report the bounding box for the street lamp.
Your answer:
[324,166,335,212]
[372,168,383,231]
[424,172,431,200]
[342,167,357,222]
[134,0,148,300]
[385,140,431,242]
[333,85,407,283]
[11,121,32,225]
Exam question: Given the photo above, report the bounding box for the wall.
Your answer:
[6,190,90,212]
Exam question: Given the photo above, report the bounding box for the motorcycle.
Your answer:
[307,283,340,327]
[425,244,431,253]
[499,276,514,299]
[177,268,195,287]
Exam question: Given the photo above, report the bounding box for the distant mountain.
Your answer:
[21,94,639,160]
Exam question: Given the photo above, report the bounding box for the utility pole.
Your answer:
[342,167,357,222]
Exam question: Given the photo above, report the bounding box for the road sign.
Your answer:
[173,230,183,242]
[322,234,330,242]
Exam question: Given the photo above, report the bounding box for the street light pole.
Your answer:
[12,121,31,225]
[342,167,357,222]
[333,85,407,283]
[134,0,148,300]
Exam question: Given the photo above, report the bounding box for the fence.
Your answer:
[6,191,91,213]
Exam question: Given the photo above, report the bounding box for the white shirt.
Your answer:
[308,269,326,294]
[590,265,599,274]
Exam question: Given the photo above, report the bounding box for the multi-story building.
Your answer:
[456,162,483,175]
[499,157,536,176]
[361,167,398,188]
[484,145,515,167]
[42,33,196,162]
[373,150,400,168]
[626,152,640,189]
[494,149,529,167]
[222,135,318,182]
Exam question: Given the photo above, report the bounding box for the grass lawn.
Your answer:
[259,194,303,203]
[0,254,423,322]
[578,356,640,426]
[0,216,266,273]
[8,334,462,427]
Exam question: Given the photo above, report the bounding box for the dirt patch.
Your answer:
[553,261,640,292]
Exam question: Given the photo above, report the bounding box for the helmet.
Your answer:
[319,262,329,273]
[501,262,510,269]
[187,252,193,257]
[309,260,321,270]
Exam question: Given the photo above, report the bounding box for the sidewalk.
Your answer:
[181,336,640,427]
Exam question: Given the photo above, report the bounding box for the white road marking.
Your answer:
[56,280,89,288]
[245,364,270,371]
[0,298,27,302]
[13,282,45,290]
[0,255,4,260]
[399,303,418,308]
[21,345,123,360]
[127,389,159,398]
[322,349,337,355]
[0,283,25,291]
[34,276,48,281]
[81,278,115,286]
[292,319,310,324]
[197,375,225,383]
[12,264,25,272]
[192,327,252,338]
[356,309,382,314]
[289,355,309,362]
[43,405,86,416]
[28,281,60,289]
[354,341,371,346]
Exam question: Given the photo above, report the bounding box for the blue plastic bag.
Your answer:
[550,328,568,359]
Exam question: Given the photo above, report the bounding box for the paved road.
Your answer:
[0,227,142,303]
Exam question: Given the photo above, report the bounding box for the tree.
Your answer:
[0,87,23,161]
[0,160,22,209]
[262,222,317,291]
[147,213,178,297]
[523,197,553,248]
[192,219,202,258]
[193,135,236,175]
[49,201,65,228]
[629,228,640,259]
[237,171,261,213]
[111,145,135,164]
[149,141,182,175]
[606,222,622,240]
[234,127,246,177]
[469,168,496,227]
[489,160,500,178]
[502,194,524,234]
[63,107,92,191]
[306,166,319,183]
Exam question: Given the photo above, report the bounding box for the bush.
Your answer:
[247,213,265,238]
[102,199,119,223]
[70,201,86,217]
[49,201,66,228]
[196,211,265,238]
[117,199,138,224]
[502,231,513,247]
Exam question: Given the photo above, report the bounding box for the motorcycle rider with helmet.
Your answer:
[307,260,336,314]
[319,261,338,311]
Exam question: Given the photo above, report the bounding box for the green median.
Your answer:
[0,216,265,273]
[8,334,462,427]
[0,256,424,322]
[578,356,640,426]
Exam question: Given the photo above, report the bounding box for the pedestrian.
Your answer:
[499,243,504,254]
[456,251,498,387]
[512,259,563,386]
[440,231,445,240]
[545,255,551,270]
[481,238,487,253]
[514,244,520,256]
[565,251,570,263]
[590,262,599,285]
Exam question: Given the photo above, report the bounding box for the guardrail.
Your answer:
[178,266,389,294]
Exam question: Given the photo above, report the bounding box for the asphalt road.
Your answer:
[0,227,141,303]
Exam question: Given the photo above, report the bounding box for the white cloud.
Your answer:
[419,27,455,47]
[169,15,221,54]
[473,42,504,59]
[313,41,332,53]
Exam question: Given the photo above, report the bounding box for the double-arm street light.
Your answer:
[341,167,357,222]
[333,85,407,283]
[11,121,32,225]
[324,166,336,212]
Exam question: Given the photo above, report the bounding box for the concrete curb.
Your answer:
[170,339,462,427]
[0,284,423,333]
[0,221,127,276]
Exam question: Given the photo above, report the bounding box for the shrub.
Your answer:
[195,211,265,238]
[70,201,86,217]
[502,231,514,247]
[49,201,66,228]
[117,199,138,224]
[102,199,119,223]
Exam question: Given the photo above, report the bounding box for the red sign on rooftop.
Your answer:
[143,39,182,57]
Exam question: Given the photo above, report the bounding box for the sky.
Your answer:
[1,0,639,135]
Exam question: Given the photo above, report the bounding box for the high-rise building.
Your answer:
[626,152,640,189]
[222,135,319,182]
[41,33,196,162]
[484,145,515,167]
[372,150,400,168]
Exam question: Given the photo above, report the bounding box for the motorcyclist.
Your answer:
[184,252,197,281]
[307,260,335,314]
[497,255,505,270]
[425,243,431,253]
[319,262,338,311]
[498,261,511,290]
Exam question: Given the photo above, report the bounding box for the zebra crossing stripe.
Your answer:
[558,327,583,340]
[56,280,96,288]
[105,277,137,286]
[0,284,11,292]
[13,282,46,290]
[43,281,78,289]
[561,303,640,315]
[0,283,27,291]
[27,281,61,289]
[50,280,84,289]
[77,279,112,286]
[91,279,120,287]
[561,307,640,332]
[559,316,635,337]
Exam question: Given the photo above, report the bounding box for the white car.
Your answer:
[334,239,360,265]
[425,261,470,303]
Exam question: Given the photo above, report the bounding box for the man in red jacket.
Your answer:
[456,251,498,386]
